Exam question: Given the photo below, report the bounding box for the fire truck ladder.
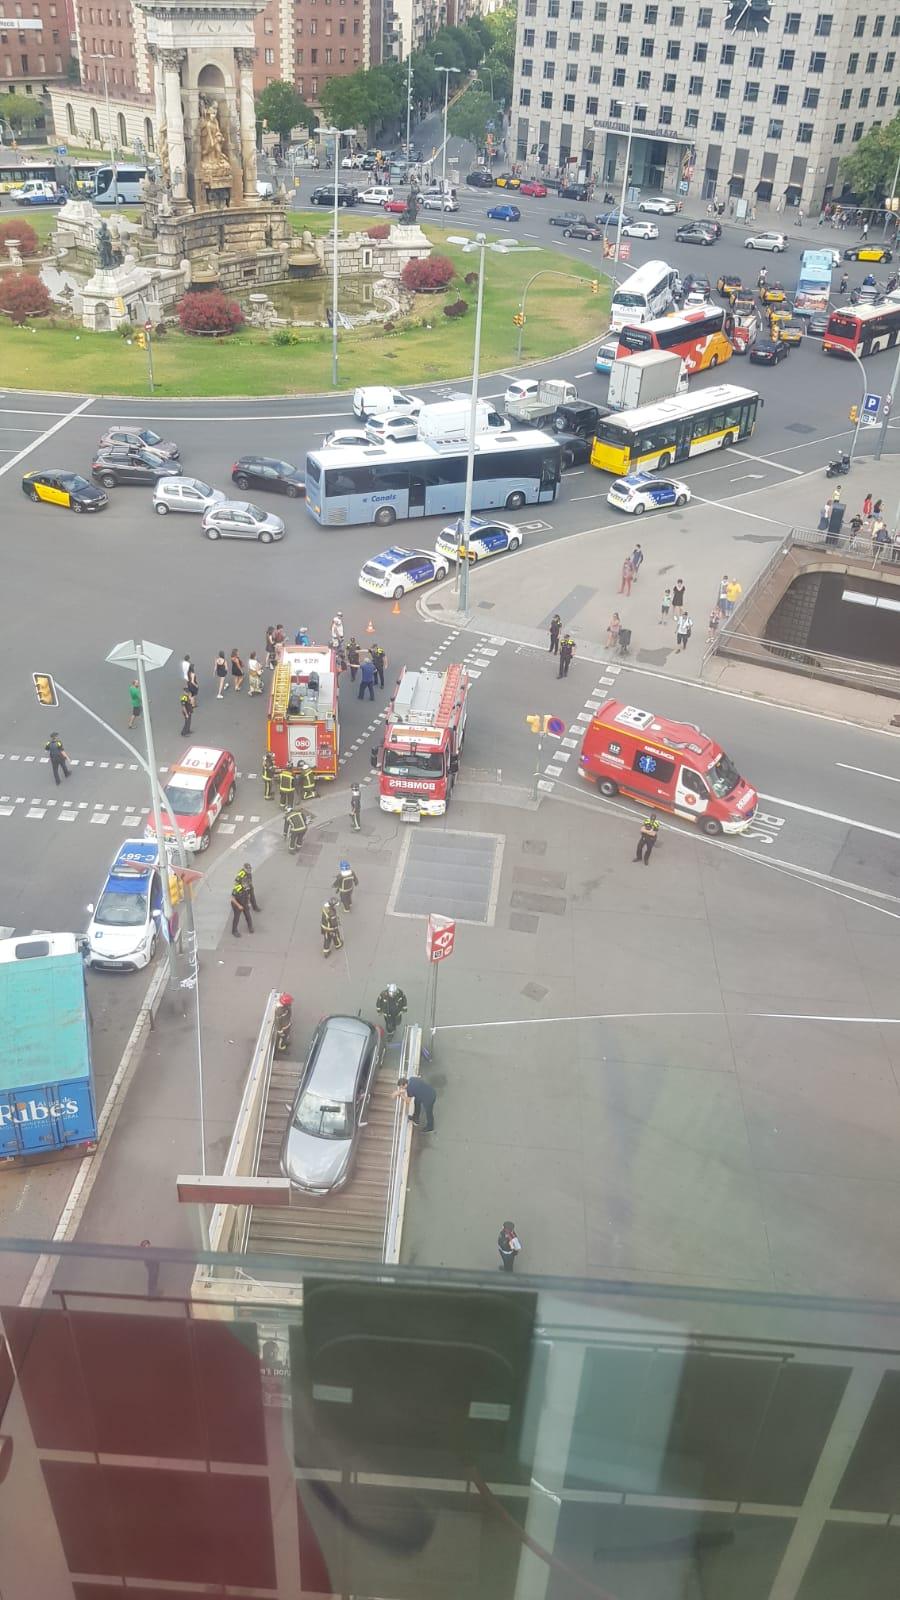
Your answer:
[436,663,465,726]
[271,663,292,718]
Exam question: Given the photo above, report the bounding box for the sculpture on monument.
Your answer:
[198,97,233,201]
[97,221,115,271]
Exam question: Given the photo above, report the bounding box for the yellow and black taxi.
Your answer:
[494,172,523,189]
[716,272,744,300]
[774,320,804,346]
[767,303,795,328]
[758,281,787,305]
[22,469,108,513]
[843,242,893,263]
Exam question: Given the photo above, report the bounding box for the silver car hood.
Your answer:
[281,1125,352,1192]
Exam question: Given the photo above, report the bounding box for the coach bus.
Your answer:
[609,260,679,330]
[305,433,562,526]
[822,300,900,358]
[93,163,149,204]
[617,305,737,373]
[590,385,760,475]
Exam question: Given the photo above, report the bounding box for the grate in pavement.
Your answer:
[510,913,539,935]
[388,829,504,924]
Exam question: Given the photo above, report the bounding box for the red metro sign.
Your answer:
[426,914,456,963]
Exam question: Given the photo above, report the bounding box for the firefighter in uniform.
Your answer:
[349,782,362,831]
[332,859,358,912]
[321,898,343,958]
[376,983,407,1039]
[278,765,296,810]
[235,862,261,912]
[284,806,312,853]
[274,993,293,1053]
[296,766,318,803]
[262,751,276,801]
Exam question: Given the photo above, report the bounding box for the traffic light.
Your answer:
[33,672,58,708]
[849,404,858,423]
[513,311,524,326]
[591,279,600,296]
[135,329,146,349]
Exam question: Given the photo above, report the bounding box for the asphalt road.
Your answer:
[0,186,898,1270]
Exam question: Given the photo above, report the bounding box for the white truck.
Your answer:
[10,178,64,206]
[417,397,508,445]
[505,378,579,427]
[607,350,687,412]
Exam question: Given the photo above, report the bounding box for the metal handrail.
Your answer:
[383,1024,420,1264]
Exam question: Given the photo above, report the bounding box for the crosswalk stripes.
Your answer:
[539,664,621,793]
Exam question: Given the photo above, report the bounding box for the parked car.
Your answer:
[200,501,286,541]
[675,222,716,245]
[563,221,602,240]
[358,546,449,599]
[519,180,548,197]
[638,196,678,214]
[487,203,520,222]
[153,477,225,515]
[622,220,659,239]
[843,242,893,263]
[744,230,787,252]
[150,745,236,854]
[311,184,357,206]
[465,169,495,188]
[85,840,165,972]
[749,338,790,366]
[91,446,179,487]
[550,209,589,228]
[279,1014,383,1194]
[98,425,180,459]
[494,172,522,189]
[231,455,305,497]
[256,178,276,198]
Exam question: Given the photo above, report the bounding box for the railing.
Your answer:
[206,988,279,1258]
[383,1023,419,1265]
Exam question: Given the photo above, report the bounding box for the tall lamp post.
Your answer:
[435,61,460,219]
[317,123,355,387]
[91,52,117,203]
[612,101,646,265]
[405,51,414,162]
[447,233,536,616]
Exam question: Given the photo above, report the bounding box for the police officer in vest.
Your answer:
[634,810,660,866]
[235,862,261,912]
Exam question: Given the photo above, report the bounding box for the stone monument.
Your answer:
[134,0,291,287]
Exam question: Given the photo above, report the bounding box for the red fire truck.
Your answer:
[376,664,469,816]
[267,646,339,779]
[578,699,757,834]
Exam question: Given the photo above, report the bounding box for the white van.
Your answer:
[359,186,394,205]
[610,259,678,329]
[417,398,509,445]
[352,387,421,420]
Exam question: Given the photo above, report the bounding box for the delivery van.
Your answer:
[578,700,758,834]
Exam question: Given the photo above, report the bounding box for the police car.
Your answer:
[434,515,525,563]
[85,840,166,971]
[358,546,449,599]
[147,745,236,852]
[606,473,692,515]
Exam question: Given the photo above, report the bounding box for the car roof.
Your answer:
[308,1014,375,1095]
[170,744,227,779]
[106,839,159,887]
[211,500,257,514]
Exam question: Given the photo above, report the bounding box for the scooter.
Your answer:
[825,453,850,479]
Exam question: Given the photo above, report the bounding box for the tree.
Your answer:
[1,93,43,133]
[255,81,315,142]
[178,290,244,334]
[482,5,516,62]
[480,52,512,108]
[839,115,900,205]
[0,273,51,324]
[320,65,402,136]
[448,89,497,149]
[0,219,40,258]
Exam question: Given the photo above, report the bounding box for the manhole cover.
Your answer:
[387,829,504,924]
[785,422,817,435]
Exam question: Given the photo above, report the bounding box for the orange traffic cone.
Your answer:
[366,618,375,634]
[391,598,401,615]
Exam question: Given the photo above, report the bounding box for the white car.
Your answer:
[359,186,394,205]
[358,545,449,598]
[256,178,276,198]
[622,220,659,239]
[744,231,787,252]
[353,386,421,419]
[341,154,364,168]
[434,515,525,563]
[85,840,165,972]
[639,197,678,214]
[606,472,692,515]
[365,410,420,444]
[420,193,460,211]
[323,428,371,448]
[683,288,710,307]
[153,476,226,515]
[504,378,539,407]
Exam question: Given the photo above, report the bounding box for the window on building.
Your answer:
[688,72,703,92]
[324,46,331,61]
[809,50,826,70]
[767,117,783,138]
[873,11,884,34]
[524,0,537,13]
[310,45,316,59]
[541,89,553,107]
[885,50,895,70]
[853,13,865,34]
[833,122,844,142]
[839,87,851,107]
[666,39,680,58]
[797,121,813,142]
[710,110,726,130]
[721,42,735,63]
[670,1,684,17]
[685,105,698,126]
[783,9,800,28]
[847,50,858,71]
[744,80,759,100]
[519,86,531,105]
[568,30,580,47]
[543,59,555,77]
[610,97,622,114]
[565,60,578,78]
[612,65,626,83]
[716,76,730,96]
[865,49,877,69]
[772,83,788,104]
[697,5,712,23]
[619,1,632,16]
[338,46,345,59]
[659,104,672,122]
[548,0,560,14]
[586,93,598,112]
[645,2,658,17]
[693,39,707,59]
[749,45,765,65]
[814,12,831,33]
[778,48,794,68]
[589,63,602,81]
[739,113,754,133]
[802,86,819,107]
[637,68,651,86]
[563,92,576,109]
[546,28,557,45]
[858,85,870,106]
[594,0,607,15]
[851,120,863,140]
[572,0,584,15]
[893,14,900,34]
[615,33,628,51]
[523,26,535,43]
[640,36,653,54]
[876,85,888,106]
[592,32,603,49]
[662,69,676,89]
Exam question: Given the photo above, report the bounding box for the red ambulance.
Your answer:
[578,700,757,834]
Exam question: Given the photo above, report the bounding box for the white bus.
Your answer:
[305,433,562,526]
[610,259,678,330]
[94,163,149,204]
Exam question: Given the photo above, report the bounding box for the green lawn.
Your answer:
[0,215,611,397]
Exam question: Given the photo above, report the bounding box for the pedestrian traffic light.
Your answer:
[33,672,58,708]
[591,279,600,295]
[849,404,858,422]
[135,329,146,349]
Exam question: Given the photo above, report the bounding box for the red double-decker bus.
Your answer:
[823,300,900,358]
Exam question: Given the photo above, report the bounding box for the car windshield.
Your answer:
[239,505,265,522]
[190,480,213,497]
[383,749,444,777]
[707,752,742,798]
[293,1090,352,1139]
[140,430,162,446]
[164,783,206,816]
[271,461,295,476]
[59,474,91,491]
[613,291,647,307]
[94,887,148,926]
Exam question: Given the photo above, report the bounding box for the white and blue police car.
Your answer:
[85,840,165,971]
[606,473,692,515]
[434,515,525,564]
[357,546,450,600]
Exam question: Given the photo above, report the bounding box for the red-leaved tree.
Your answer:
[0,219,40,258]
[401,254,455,292]
[177,289,244,334]
[0,272,51,324]
[366,223,390,240]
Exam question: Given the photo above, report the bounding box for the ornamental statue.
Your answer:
[198,97,232,189]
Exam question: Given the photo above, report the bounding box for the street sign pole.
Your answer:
[874,346,899,461]
[144,320,155,395]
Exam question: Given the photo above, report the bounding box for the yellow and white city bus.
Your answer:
[590,385,760,475]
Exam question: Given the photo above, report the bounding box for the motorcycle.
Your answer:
[825,453,850,479]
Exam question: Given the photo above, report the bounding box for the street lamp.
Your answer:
[91,52,117,203]
[316,123,355,388]
[613,101,646,265]
[434,61,460,219]
[447,233,536,615]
